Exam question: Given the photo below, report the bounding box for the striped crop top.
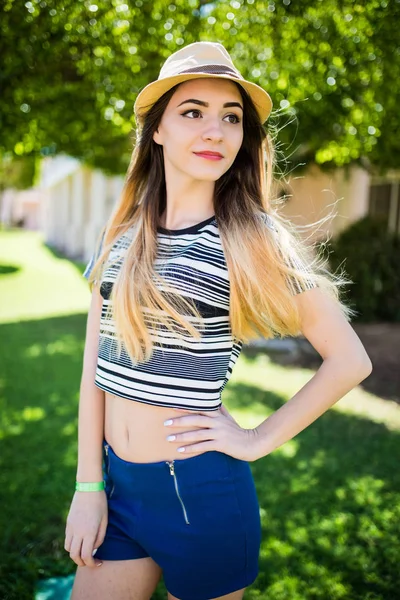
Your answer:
[83,213,317,411]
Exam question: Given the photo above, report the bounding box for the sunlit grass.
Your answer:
[1,229,399,600]
[0,229,90,322]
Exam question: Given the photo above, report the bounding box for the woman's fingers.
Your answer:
[81,535,100,567]
[93,517,107,551]
[64,493,108,566]
[68,533,102,567]
[69,536,85,567]
[64,528,73,553]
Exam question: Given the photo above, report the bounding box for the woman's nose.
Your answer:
[201,121,224,142]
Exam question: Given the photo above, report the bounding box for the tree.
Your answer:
[208,0,400,175]
[0,0,201,174]
[1,0,399,177]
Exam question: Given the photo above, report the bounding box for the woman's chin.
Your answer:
[185,166,228,182]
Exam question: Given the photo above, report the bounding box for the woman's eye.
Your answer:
[181,110,241,124]
[182,109,201,119]
[225,114,241,124]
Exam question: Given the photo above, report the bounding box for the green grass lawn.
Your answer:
[1,229,399,600]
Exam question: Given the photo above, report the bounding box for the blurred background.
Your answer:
[1,1,399,599]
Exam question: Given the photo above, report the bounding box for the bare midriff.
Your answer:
[104,391,220,463]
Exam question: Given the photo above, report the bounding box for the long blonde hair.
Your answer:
[87,81,353,363]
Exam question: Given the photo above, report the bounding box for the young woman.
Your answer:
[65,41,372,600]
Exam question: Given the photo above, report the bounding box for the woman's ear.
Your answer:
[153,128,162,145]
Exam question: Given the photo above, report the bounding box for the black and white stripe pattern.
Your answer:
[83,213,316,411]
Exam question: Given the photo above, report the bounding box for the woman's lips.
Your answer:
[193,152,224,161]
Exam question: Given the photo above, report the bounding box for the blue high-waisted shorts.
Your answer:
[95,439,262,600]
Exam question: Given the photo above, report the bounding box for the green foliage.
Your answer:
[0,0,200,175]
[0,153,37,190]
[328,216,400,322]
[208,0,400,174]
[1,0,399,175]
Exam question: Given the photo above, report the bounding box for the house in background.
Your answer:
[1,187,43,231]
[1,154,399,262]
[368,172,400,234]
[38,155,124,262]
[279,163,400,239]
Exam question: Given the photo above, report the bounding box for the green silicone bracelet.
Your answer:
[75,481,105,492]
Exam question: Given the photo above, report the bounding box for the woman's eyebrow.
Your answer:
[177,98,243,111]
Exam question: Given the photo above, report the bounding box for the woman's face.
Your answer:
[153,78,244,183]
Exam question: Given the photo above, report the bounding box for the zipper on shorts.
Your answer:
[166,460,190,525]
[104,443,110,473]
[104,443,114,497]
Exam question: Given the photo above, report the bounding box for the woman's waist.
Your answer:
[104,392,217,463]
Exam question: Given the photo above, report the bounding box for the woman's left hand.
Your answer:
[164,404,259,462]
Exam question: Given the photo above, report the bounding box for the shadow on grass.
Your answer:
[242,340,400,406]
[228,383,400,599]
[42,240,87,280]
[0,316,399,600]
[0,264,20,275]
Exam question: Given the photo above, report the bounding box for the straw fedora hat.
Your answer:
[134,41,273,126]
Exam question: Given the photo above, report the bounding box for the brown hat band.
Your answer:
[178,64,242,80]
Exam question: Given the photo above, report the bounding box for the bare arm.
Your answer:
[76,284,105,482]
[65,284,107,568]
[251,287,373,460]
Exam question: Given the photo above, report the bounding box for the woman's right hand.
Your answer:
[64,490,108,567]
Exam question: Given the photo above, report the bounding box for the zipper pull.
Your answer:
[104,444,109,456]
[166,460,175,475]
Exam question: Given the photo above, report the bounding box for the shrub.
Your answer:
[323,216,400,322]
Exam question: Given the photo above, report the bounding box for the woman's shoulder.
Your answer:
[106,223,136,256]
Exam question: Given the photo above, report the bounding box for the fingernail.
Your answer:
[177,447,185,452]
[167,435,176,441]
[97,562,103,567]
[164,420,173,426]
